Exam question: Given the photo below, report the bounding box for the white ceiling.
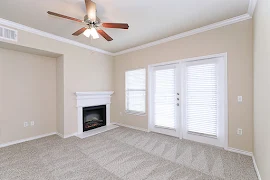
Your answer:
[0,0,250,53]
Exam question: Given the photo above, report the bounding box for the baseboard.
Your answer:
[64,133,78,138]
[112,122,149,132]
[56,132,77,139]
[226,147,253,156]
[252,155,262,180]
[56,132,64,138]
[0,132,57,148]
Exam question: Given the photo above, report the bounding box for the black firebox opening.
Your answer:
[83,105,106,132]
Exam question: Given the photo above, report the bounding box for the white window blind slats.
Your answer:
[154,68,176,129]
[186,63,218,137]
[125,69,146,113]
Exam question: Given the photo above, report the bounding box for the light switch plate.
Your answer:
[237,128,243,135]
[24,122,28,127]
[238,96,243,102]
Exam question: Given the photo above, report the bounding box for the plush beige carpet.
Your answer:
[0,127,258,180]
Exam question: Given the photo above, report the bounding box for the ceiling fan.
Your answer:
[47,0,129,41]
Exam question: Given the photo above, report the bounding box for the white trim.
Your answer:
[252,155,262,180]
[0,18,113,56]
[112,122,149,132]
[56,132,64,138]
[57,132,78,139]
[0,13,252,57]
[125,111,147,116]
[113,14,251,56]
[148,53,228,67]
[223,53,229,149]
[248,0,258,17]
[0,132,56,148]
[64,133,78,138]
[226,147,253,156]
[75,91,114,97]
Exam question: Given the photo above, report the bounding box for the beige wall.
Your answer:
[56,55,64,135]
[0,48,56,143]
[113,20,253,152]
[253,0,270,179]
[0,24,114,139]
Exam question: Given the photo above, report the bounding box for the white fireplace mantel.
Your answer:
[75,91,114,136]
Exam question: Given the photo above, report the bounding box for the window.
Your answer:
[125,69,146,114]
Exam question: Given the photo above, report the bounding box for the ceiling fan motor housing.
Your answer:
[84,15,93,24]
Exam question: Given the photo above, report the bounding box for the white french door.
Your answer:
[149,54,226,147]
[182,57,225,147]
[149,64,181,137]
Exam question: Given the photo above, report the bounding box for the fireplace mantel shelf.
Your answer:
[75,91,114,97]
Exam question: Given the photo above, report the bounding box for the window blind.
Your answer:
[154,68,176,129]
[186,62,218,137]
[125,69,146,113]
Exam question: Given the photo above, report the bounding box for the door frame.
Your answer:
[148,53,228,148]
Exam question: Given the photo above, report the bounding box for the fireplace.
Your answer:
[83,105,106,132]
[75,91,113,136]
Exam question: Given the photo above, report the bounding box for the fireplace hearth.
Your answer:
[83,105,106,132]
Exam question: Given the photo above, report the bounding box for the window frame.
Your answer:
[125,68,146,115]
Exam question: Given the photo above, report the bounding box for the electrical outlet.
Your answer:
[238,96,243,102]
[237,128,243,135]
[24,122,29,127]
[30,121,34,126]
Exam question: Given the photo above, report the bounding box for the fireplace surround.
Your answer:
[75,91,114,136]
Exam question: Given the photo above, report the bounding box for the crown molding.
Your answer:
[248,0,258,17]
[0,18,113,56]
[113,14,252,56]
[0,13,254,57]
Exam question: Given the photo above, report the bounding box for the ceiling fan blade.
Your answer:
[102,23,129,29]
[47,11,82,23]
[97,29,113,41]
[72,27,87,36]
[85,0,96,22]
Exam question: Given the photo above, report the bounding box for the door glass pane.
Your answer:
[186,63,218,137]
[154,68,176,129]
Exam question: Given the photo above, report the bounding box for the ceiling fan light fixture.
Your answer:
[83,28,99,39]
[90,28,99,39]
[83,29,91,38]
